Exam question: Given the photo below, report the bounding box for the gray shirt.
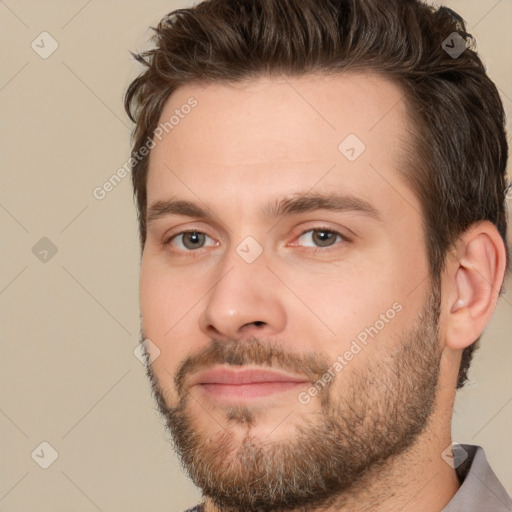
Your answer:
[442,444,512,511]
[182,444,512,512]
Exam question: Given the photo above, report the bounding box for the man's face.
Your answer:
[140,73,443,510]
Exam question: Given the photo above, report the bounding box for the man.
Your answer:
[124,0,511,511]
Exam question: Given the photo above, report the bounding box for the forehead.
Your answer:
[146,72,416,218]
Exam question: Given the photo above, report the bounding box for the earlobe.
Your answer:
[445,222,507,351]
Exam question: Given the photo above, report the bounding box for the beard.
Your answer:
[143,284,442,512]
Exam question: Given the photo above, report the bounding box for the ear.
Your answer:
[444,221,507,350]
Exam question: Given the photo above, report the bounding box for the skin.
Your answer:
[139,72,506,511]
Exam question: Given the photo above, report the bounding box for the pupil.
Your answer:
[184,232,204,249]
[314,230,334,247]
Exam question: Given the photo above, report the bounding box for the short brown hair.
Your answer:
[124,0,510,389]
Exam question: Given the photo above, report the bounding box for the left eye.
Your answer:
[296,228,346,248]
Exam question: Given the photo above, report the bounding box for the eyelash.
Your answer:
[163,227,349,259]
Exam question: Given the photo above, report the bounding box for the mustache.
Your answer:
[173,336,332,397]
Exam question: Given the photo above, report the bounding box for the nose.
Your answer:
[198,250,287,341]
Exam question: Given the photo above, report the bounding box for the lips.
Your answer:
[191,367,310,386]
[189,367,310,400]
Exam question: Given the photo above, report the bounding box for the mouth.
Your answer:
[189,366,310,401]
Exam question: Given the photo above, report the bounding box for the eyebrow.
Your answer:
[146,192,382,225]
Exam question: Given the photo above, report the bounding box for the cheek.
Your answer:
[139,254,200,335]
[284,259,397,327]
[139,259,170,337]
[280,258,410,370]
[139,255,212,376]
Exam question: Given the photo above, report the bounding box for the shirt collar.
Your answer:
[442,444,512,511]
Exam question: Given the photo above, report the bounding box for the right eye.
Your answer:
[164,230,219,256]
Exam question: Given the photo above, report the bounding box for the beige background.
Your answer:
[1,1,511,511]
